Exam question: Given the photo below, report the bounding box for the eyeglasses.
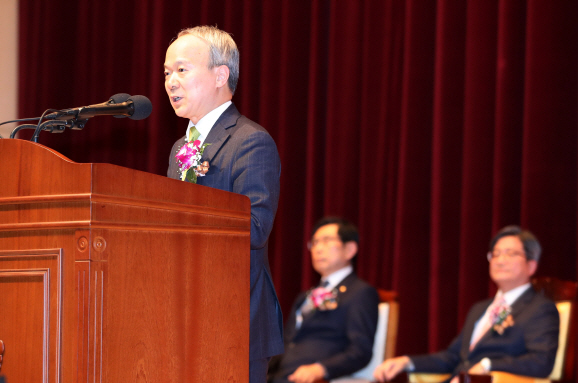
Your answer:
[487,249,526,262]
[307,236,342,250]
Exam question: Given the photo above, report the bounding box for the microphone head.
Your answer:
[128,95,153,120]
[111,93,132,118]
[109,93,131,104]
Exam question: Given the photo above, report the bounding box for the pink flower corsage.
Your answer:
[175,139,210,183]
[302,287,338,314]
[490,301,514,335]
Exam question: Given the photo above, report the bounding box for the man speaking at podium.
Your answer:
[165,26,284,383]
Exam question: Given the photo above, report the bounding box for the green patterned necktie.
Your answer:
[188,126,201,143]
[181,126,201,181]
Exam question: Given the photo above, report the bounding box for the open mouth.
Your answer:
[172,96,183,102]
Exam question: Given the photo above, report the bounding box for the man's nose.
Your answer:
[494,255,508,265]
[166,73,179,89]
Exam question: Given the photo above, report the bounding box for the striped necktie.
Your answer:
[470,295,506,350]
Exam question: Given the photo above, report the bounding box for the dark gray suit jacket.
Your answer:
[168,103,284,360]
[411,287,559,378]
[269,273,379,382]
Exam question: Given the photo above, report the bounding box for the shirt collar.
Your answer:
[321,265,353,290]
[186,100,232,142]
[497,282,531,306]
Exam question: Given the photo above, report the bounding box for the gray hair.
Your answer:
[177,26,239,95]
[489,225,542,263]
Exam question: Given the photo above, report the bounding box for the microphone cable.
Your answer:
[10,121,67,139]
[0,117,47,139]
[0,117,44,126]
[31,109,62,142]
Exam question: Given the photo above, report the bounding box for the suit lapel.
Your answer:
[171,136,188,179]
[461,299,492,359]
[510,287,535,317]
[295,294,307,313]
[287,293,307,341]
[200,103,241,163]
[334,273,356,296]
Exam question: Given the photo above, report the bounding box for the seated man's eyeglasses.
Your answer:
[307,236,342,250]
[487,249,526,262]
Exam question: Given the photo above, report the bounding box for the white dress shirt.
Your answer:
[321,265,354,291]
[185,100,232,144]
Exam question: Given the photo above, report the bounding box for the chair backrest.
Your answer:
[531,277,578,382]
[348,290,399,380]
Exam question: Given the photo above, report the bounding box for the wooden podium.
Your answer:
[0,139,250,383]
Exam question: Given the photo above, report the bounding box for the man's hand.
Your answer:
[373,356,410,382]
[287,363,327,383]
[468,362,487,375]
[448,363,487,383]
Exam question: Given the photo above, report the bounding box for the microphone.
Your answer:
[44,94,152,121]
[111,93,131,118]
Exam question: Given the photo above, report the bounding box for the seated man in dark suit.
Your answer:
[268,217,379,383]
[373,225,559,383]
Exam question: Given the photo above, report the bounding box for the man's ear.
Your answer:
[344,241,358,261]
[215,65,230,88]
[527,260,538,276]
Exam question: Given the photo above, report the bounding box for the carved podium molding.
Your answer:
[0,248,63,383]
